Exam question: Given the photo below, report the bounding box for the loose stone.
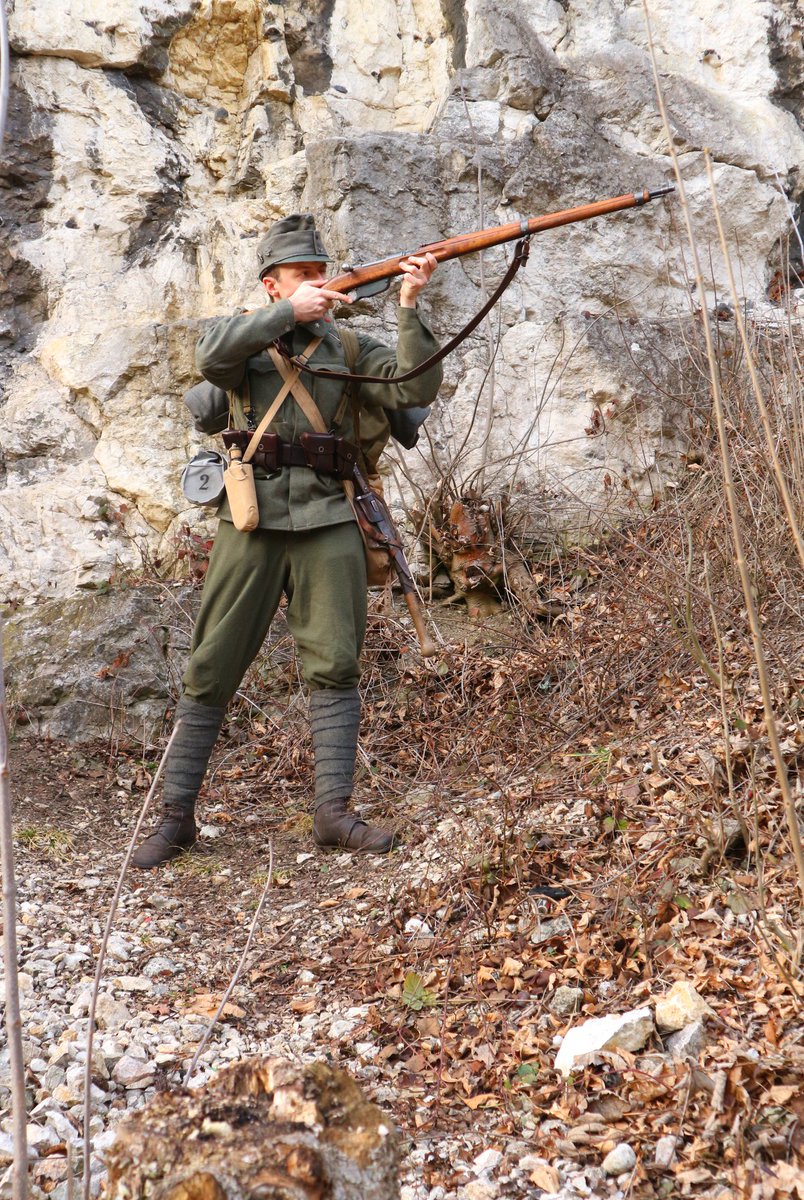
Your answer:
[602,1143,637,1175]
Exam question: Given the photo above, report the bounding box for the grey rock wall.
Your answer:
[1,0,803,606]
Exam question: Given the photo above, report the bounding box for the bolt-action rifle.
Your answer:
[285,185,675,659]
[324,185,674,301]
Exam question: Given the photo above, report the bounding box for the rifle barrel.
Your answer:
[327,186,674,294]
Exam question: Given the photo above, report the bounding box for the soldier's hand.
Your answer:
[399,252,438,308]
[290,281,351,324]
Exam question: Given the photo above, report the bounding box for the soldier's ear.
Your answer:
[262,274,280,300]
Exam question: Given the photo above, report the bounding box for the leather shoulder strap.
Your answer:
[267,343,328,434]
[332,326,360,427]
[241,335,322,462]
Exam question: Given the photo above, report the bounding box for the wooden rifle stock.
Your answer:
[327,186,674,299]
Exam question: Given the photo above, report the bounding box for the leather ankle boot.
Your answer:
[309,688,399,854]
[132,696,224,869]
[313,798,398,854]
[131,809,197,868]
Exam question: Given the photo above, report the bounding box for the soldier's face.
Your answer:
[263,262,328,301]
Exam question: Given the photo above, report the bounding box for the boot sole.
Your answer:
[312,834,399,854]
[130,840,197,870]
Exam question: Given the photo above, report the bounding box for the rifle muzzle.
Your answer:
[638,184,675,203]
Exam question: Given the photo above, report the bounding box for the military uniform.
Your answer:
[132,214,441,868]
[184,304,441,705]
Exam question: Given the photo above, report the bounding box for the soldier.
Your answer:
[133,214,441,868]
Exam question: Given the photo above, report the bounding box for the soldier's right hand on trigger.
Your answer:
[290,282,351,324]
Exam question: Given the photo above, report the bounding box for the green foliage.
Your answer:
[401,970,438,1011]
[514,1062,539,1086]
[15,826,75,858]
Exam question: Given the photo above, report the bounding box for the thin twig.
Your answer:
[0,619,30,1200]
[183,839,275,1086]
[82,721,183,1200]
[460,85,497,492]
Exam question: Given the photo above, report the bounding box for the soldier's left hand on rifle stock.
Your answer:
[398,252,439,308]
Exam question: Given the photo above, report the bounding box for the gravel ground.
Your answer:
[0,737,625,1200]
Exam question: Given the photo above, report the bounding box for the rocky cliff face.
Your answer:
[1,0,803,603]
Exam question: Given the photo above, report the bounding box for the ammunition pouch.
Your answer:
[222,430,281,472]
[221,430,360,479]
[300,432,359,479]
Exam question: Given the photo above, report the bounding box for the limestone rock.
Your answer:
[105,1056,399,1200]
[9,0,197,71]
[113,1055,156,1089]
[3,587,183,742]
[93,995,134,1031]
[666,1019,708,1061]
[554,1007,654,1076]
[549,985,584,1016]
[654,1135,678,1168]
[2,0,804,702]
[655,981,714,1032]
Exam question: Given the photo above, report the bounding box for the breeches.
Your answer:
[182,519,367,706]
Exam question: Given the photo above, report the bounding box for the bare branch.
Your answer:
[0,619,30,1200]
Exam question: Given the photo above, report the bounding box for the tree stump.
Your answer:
[104,1057,399,1200]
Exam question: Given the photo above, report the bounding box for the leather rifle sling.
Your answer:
[284,237,531,384]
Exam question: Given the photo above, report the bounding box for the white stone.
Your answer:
[666,1020,708,1060]
[549,986,584,1016]
[44,1111,80,1144]
[328,1018,358,1040]
[458,1182,499,1200]
[602,1143,637,1175]
[92,1129,119,1155]
[112,1055,155,1088]
[105,938,131,963]
[654,1135,678,1167]
[554,1007,654,1077]
[90,994,132,1031]
[112,976,152,993]
[472,1148,503,1176]
[26,1123,61,1151]
[655,982,714,1032]
[404,917,433,937]
[142,956,178,978]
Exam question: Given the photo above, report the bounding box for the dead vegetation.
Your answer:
[203,300,804,1196]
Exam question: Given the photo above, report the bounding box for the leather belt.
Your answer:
[221,430,359,479]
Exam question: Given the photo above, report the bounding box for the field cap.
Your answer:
[257,214,331,279]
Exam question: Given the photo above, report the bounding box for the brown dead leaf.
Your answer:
[463,1094,500,1110]
[764,1085,797,1105]
[289,996,317,1014]
[529,1164,561,1191]
[183,993,245,1020]
[473,1044,497,1069]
